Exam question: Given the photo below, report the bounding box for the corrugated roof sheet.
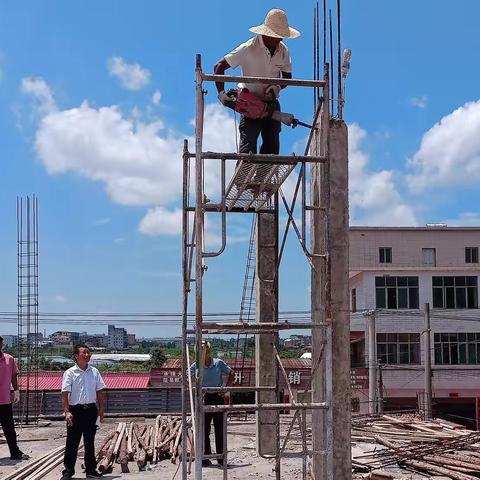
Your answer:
[159,358,312,370]
[18,371,150,391]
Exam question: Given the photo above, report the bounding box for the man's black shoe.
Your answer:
[86,472,103,478]
[10,452,29,460]
[202,459,212,467]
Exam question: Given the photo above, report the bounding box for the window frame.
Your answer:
[375,276,419,309]
[434,332,480,365]
[432,276,478,309]
[422,247,436,266]
[377,332,421,365]
[379,247,392,264]
[351,288,357,313]
[465,247,479,264]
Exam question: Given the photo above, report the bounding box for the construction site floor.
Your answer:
[0,417,304,480]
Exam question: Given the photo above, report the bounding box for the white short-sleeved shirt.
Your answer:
[61,364,106,405]
[224,35,292,99]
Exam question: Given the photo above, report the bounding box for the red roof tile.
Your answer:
[18,371,150,391]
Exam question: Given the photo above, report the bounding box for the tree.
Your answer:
[150,347,167,368]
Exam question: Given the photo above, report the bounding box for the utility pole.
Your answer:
[367,311,377,415]
[377,362,384,414]
[424,302,433,419]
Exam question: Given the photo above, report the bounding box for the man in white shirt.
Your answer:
[214,9,300,155]
[60,345,105,479]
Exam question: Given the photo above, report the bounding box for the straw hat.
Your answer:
[249,9,300,39]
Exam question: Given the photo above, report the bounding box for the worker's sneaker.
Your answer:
[202,459,213,467]
[10,452,29,460]
[86,472,103,478]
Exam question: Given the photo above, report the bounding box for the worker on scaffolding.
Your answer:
[190,341,234,467]
[214,8,300,156]
[0,335,29,461]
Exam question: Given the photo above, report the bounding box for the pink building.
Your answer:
[349,226,480,428]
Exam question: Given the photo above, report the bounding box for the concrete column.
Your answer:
[255,208,279,456]
[329,119,351,478]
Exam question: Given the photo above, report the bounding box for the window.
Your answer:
[432,276,478,309]
[422,248,436,266]
[377,333,421,365]
[375,276,419,309]
[434,332,480,365]
[379,247,392,263]
[466,247,479,264]
[351,288,357,312]
[351,397,360,413]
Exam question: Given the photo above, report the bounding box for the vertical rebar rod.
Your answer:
[194,53,205,480]
[329,10,334,114]
[33,195,39,422]
[337,0,342,118]
[26,196,31,424]
[313,4,317,113]
[317,2,320,102]
[16,197,22,423]
[181,139,189,480]
[323,0,327,69]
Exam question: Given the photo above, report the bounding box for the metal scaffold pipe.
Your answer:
[194,53,204,480]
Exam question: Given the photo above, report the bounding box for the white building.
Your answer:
[1,335,18,348]
[108,325,128,349]
[349,226,480,428]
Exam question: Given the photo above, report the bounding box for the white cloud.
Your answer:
[19,77,292,240]
[54,295,67,303]
[93,218,111,226]
[138,207,182,235]
[408,99,480,191]
[151,90,161,105]
[349,123,417,226]
[107,56,151,91]
[113,237,126,244]
[410,95,427,109]
[443,212,480,227]
[21,77,56,114]
[32,100,184,206]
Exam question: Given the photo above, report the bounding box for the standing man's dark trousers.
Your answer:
[0,403,22,457]
[204,393,225,464]
[239,100,281,155]
[63,404,98,477]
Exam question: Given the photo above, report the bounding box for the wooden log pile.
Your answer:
[352,414,480,479]
[95,415,193,473]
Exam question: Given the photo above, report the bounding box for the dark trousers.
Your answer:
[0,403,21,457]
[63,404,98,476]
[239,100,281,155]
[204,393,224,459]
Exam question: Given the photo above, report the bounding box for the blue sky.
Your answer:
[1,1,480,336]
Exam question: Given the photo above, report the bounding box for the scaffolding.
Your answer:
[180,43,350,478]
